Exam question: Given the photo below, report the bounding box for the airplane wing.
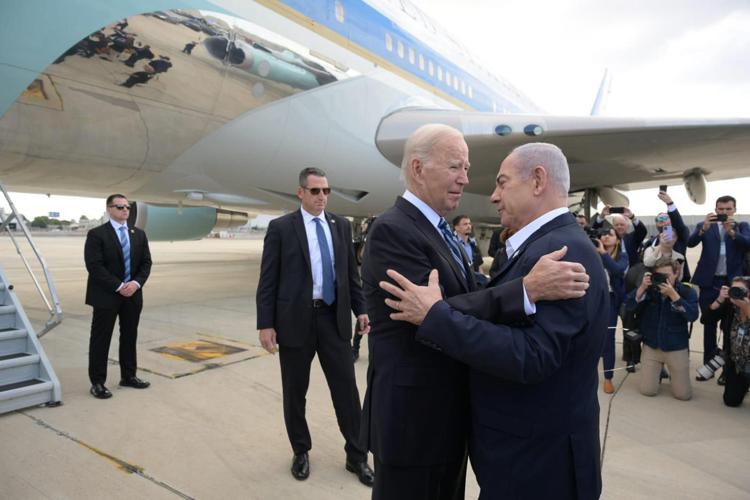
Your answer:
[375,108,750,203]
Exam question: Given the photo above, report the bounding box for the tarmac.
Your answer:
[0,234,749,499]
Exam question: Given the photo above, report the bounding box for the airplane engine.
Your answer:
[128,203,248,241]
[203,36,321,90]
[595,186,630,208]
[683,169,707,204]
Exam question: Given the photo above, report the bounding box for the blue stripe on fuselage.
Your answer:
[277,0,525,113]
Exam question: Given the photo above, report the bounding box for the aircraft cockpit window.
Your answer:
[385,33,393,52]
[334,1,345,23]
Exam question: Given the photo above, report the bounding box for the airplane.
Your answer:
[2,0,750,241]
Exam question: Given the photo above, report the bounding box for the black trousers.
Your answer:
[88,298,142,385]
[723,360,749,407]
[373,453,467,500]
[278,306,366,462]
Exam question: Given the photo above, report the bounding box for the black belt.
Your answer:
[312,299,335,309]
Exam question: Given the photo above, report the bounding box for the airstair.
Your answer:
[0,183,62,413]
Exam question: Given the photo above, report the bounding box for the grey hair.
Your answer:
[299,167,327,187]
[400,124,463,185]
[509,143,570,196]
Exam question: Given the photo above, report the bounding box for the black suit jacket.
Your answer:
[360,196,525,467]
[594,216,647,266]
[84,222,151,309]
[418,212,607,499]
[256,209,365,347]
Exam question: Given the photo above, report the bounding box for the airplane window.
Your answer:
[453,79,458,91]
[385,33,393,52]
[397,40,404,58]
[437,66,443,81]
[334,1,345,23]
[418,54,425,70]
[445,72,451,86]
[461,81,466,95]
[428,60,434,76]
[468,86,473,98]
[408,47,415,65]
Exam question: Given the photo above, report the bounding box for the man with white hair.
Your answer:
[361,128,591,499]
[380,143,607,499]
[594,206,647,267]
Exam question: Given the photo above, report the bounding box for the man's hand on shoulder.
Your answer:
[259,328,278,354]
[524,246,589,303]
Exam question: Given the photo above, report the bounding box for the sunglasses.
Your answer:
[655,215,669,222]
[302,187,331,196]
[108,204,131,210]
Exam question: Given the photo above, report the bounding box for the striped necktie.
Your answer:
[118,226,131,282]
[437,218,467,281]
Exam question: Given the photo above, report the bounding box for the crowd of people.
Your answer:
[489,192,750,404]
[92,122,749,499]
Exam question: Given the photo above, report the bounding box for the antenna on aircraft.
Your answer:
[590,69,611,116]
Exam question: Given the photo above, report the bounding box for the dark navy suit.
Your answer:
[418,212,608,500]
[361,196,525,500]
[687,220,750,363]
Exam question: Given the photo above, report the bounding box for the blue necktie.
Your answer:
[314,218,335,305]
[118,226,131,282]
[438,218,467,281]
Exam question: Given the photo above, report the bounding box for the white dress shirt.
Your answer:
[505,207,571,315]
[109,219,140,291]
[301,207,336,300]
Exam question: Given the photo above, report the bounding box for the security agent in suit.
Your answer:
[361,126,591,500]
[85,194,152,399]
[381,143,606,500]
[687,195,750,370]
[256,168,374,486]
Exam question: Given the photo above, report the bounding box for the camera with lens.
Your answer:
[728,286,748,300]
[648,272,668,293]
[588,228,610,247]
[696,351,725,380]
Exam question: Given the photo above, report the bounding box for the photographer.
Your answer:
[640,191,691,280]
[626,258,698,400]
[595,227,628,394]
[593,206,647,266]
[702,277,750,406]
[643,228,686,279]
[687,195,750,378]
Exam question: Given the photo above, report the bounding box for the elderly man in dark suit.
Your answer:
[687,195,750,375]
[361,127,591,500]
[85,194,152,399]
[256,167,374,486]
[381,143,607,500]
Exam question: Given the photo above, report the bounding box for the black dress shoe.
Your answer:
[345,459,374,487]
[626,364,636,373]
[291,452,309,480]
[120,376,150,389]
[695,374,712,382]
[717,374,726,386]
[90,383,112,399]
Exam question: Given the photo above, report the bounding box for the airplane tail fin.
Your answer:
[590,69,611,116]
